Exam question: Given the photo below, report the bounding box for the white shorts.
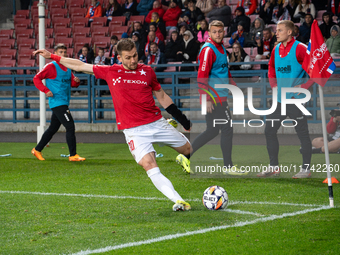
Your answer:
[123,117,190,163]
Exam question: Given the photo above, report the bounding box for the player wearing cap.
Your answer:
[176,20,247,176]
[31,44,85,162]
[33,39,192,211]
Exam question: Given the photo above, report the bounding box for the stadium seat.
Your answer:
[30,8,49,19]
[14,18,31,27]
[129,15,145,24]
[316,10,326,22]
[0,49,17,59]
[0,29,14,39]
[15,28,34,39]
[18,48,34,55]
[48,0,65,9]
[91,26,109,37]
[17,38,36,49]
[91,36,110,48]
[55,27,72,37]
[69,7,87,18]
[0,39,15,49]
[91,17,107,26]
[36,38,55,48]
[109,25,128,35]
[53,18,71,29]
[90,23,106,34]
[17,61,36,75]
[223,37,230,48]
[50,7,68,18]
[15,10,30,18]
[67,1,84,10]
[110,16,126,26]
[73,27,91,37]
[55,37,73,48]
[0,34,10,42]
[72,16,88,25]
[0,59,16,75]
[66,48,74,57]
[33,17,51,28]
[74,36,91,46]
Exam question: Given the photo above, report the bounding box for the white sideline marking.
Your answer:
[68,206,331,255]
[0,190,325,207]
[223,209,265,217]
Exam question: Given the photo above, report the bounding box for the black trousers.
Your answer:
[265,103,312,170]
[36,105,77,156]
[191,101,234,167]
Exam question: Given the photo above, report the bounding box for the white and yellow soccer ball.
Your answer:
[167,118,178,128]
[202,185,228,210]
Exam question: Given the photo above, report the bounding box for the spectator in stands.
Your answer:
[293,0,315,23]
[259,0,278,24]
[326,25,340,57]
[176,30,200,63]
[293,25,305,42]
[163,0,182,31]
[237,0,258,16]
[206,0,232,27]
[130,21,147,45]
[131,31,146,61]
[249,17,265,44]
[228,6,251,36]
[229,42,252,70]
[85,0,104,26]
[165,31,182,61]
[145,1,166,23]
[299,13,313,44]
[327,0,340,22]
[145,31,165,58]
[94,48,106,65]
[145,42,167,71]
[178,22,189,39]
[277,0,298,23]
[229,21,246,47]
[311,111,340,154]
[185,0,204,26]
[255,27,276,68]
[137,0,154,16]
[78,44,94,64]
[121,0,139,20]
[162,0,173,7]
[197,19,209,43]
[105,0,123,26]
[195,0,214,15]
[149,22,165,42]
[319,12,336,40]
[148,12,167,39]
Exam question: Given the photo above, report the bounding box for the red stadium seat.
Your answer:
[0,29,14,39]
[69,7,87,17]
[0,49,17,59]
[15,28,34,39]
[73,27,91,37]
[129,15,145,24]
[55,27,72,37]
[53,18,71,28]
[74,36,91,45]
[66,48,74,58]
[48,0,65,9]
[92,36,110,48]
[0,59,16,75]
[55,37,73,48]
[18,48,34,55]
[35,28,54,39]
[37,38,55,48]
[0,39,15,49]
[14,18,31,28]
[0,34,10,42]
[31,8,49,19]
[110,16,126,26]
[91,26,109,37]
[72,17,88,25]
[109,25,129,35]
[33,17,51,28]
[16,10,30,18]
[17,38,36,49]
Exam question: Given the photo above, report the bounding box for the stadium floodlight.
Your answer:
[37,0,46,143]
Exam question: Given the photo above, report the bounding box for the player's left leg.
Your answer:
[54,105,85,161]
[288,104,312,178]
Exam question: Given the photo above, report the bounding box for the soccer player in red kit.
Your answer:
[33,39,192,211]
[32,43,85,162]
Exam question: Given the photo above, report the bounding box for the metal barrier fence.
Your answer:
[0,63,339,124]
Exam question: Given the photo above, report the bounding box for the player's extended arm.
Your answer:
[154,88,192,130]
[33,49,94,75]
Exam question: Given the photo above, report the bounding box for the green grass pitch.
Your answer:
[0,142,339,254]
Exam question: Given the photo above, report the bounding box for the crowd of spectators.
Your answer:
[78,0,338,72]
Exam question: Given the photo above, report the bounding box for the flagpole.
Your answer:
[318,85,334,207]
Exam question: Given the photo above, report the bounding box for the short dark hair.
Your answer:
[150,42,158,47]
[98,47,104,52]
[111,35,118,40]
[54,43,67,52]
[263,27,272,33]
[116,38,136,55]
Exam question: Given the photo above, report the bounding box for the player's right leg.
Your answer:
[32,110,61,160]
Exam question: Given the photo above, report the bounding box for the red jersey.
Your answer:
[33,62,79,93]
[268,38,314,89]
[93,63,162,130]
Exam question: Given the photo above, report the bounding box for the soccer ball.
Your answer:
[167,118,178,128]
[202,186,228,210]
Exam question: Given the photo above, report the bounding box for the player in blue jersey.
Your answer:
[31,44,85,162]
[176,20,247,176]
[257,20,313,178]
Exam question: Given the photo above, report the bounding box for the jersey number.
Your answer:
[128,140,135,151]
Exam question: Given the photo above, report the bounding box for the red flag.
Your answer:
[302,20,336,87]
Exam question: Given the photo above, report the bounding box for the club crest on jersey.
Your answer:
[112,77,121,86]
